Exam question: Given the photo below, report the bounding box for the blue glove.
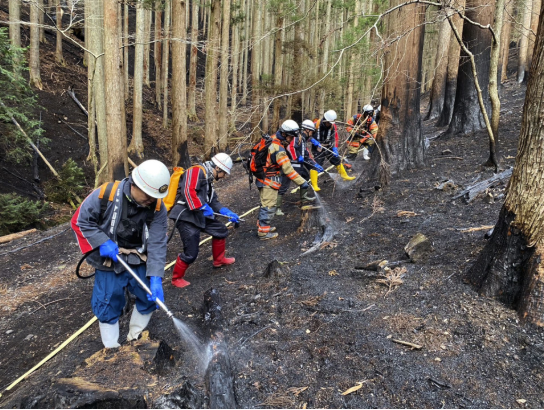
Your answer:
[314,163,324,173]
[200,203,214,218]
[297,155,304,163]
[309,138,321,147]
[147,276,164,309]
[99,239,118,262]
[332,147,339,157]
[300,181,309,189]
[219,207,240,223]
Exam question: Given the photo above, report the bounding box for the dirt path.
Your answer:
[1,82,544,408]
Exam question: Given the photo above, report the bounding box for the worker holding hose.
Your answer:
[168,153,240,289]
[310,109,355,190]
[71,160,171,349]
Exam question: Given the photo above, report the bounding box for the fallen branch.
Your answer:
[2,167,45,199]
[0,228,69,257]
[432,156,464,160]
[29,297,71,315]
[457,225,494,233]
[452,168,512,203]
[0,229,37,245]
[391,338,422,350]
[67,87,88,117]
[58,118,87,140]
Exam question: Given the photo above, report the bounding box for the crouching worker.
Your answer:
[71,160,171,348]
[169,153,239,288]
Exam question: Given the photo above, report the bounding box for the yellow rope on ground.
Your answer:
[1,205,261,399]
[0,316,98,399]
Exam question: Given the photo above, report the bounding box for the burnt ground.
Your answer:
[0,11,543,407]
[1,79,544,408]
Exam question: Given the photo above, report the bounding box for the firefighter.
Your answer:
[255,120,309,240]
[276,120,323,216]
[169,153,240,288]
[309,110,355,191]
[71,160,170,348]
[345,104,378,161]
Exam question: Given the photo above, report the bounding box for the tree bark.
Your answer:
[446,0,494,135]
[517,0,533,83]
[527,0,541,70]
[240,0,250,106]
[29,0,43,89]
[318,0,333,117]
[204,0,221,155]
[124,2,129,100]
[162,0,171,128]
[375,0,426,184]
[143,9,152,88]
[499,0,514,82]
[38,0,45,43]
[104,0,128,180]
[436,0,464,127]
[154,5,162,108]
[171,0,190,167]
[187,0,199,121]
[88,0,108,183]
[230,0,240,129]
[218,0,231,151]
[271,6,284,131]
[250,0,262,140]
[425,14,450,121]
[467,7,544,326]
[129,1,146,160]
[55,0,65,65]
[9,0,21,52]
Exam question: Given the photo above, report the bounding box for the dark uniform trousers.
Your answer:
[176,218,229,264]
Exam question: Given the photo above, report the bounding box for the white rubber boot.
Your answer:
[99,321,121,348]
[362,147,370,160]
[127,309,153,342]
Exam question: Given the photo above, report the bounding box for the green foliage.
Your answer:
[44,159,85,204]
[0,193,48,235]
[0,27,45,164]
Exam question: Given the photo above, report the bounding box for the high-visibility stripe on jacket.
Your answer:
[256,135,306,189]
[313,119,339,147]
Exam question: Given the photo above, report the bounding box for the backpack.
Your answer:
[248,134,273,181]
[163,167,185,211]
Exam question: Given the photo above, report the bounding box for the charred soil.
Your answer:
[0,17,542,407]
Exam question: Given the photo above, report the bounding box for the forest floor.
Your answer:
[1,78,544,408]
[1,12,544,409]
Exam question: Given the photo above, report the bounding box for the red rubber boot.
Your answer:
[171,256,191,288]
[212,238,235,268]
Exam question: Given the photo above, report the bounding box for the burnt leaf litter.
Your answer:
[0,22,542,408]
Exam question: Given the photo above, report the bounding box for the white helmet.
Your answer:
[280,119,300,137]
[323,110,337,123]
[132,159,171,199]
[211,152,233,175]
[301,119,316,131]
[363,104,374,115]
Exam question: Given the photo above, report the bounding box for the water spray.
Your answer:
[116,257,175,319]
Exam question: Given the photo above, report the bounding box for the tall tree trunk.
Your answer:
[436,0,464,127]
[129,1,146,159]
[88,0,108,182]
[250,0,261,140]
[499,0,514,82]
[144,8,152,87]
[30,0,43,89]
[162,0,171,128]
[318,0,333,117]
[517,0,532,83]
[345,0,361,121]
[467,6,544,326]
[124,2,129,100]
[230,0,240,128]
[9,0,21,52]
[424,15,451,121]
[527,0,542,69]
[204,0,221,154]
[446,0,494,135]
[188,0,199,121]
[154,5,162,108]
[375,0,426,184]
[240,0,250,106]
[104,0,128,180]
[55,0,65,65]
[261,7,270,133]
[38,0,45,43]
[272,6,284,130]
[171,0,190,167]
[291,1,304,123]
[487,0,506,169]
[218,0,231,151]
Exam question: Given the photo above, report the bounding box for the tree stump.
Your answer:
[404,233,433,262]
[298,205,324,233]
[263,259,290,280]
[203,289,237,409]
